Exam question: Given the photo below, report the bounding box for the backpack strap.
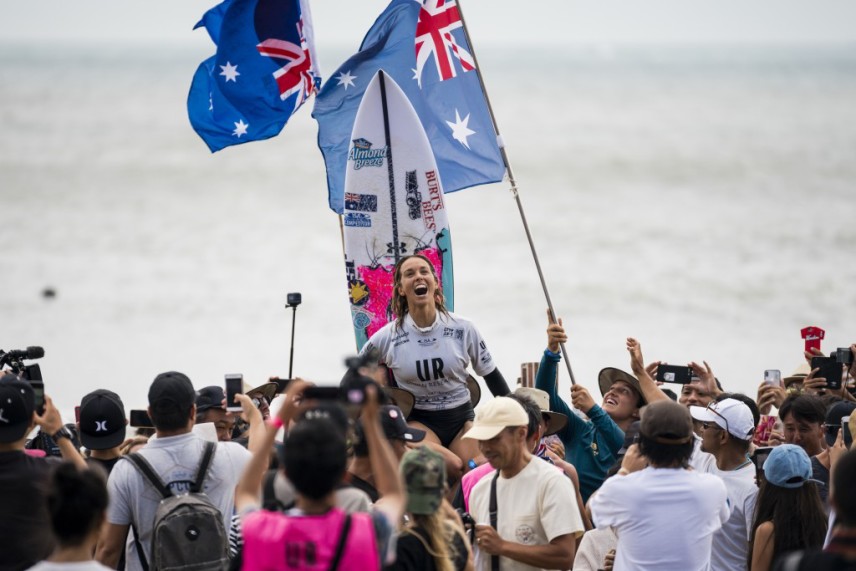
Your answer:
[489,470,500,571]
[125,452,171,499]
[130,523,150,571]
[191,441,217,493]
[327,513,352,571]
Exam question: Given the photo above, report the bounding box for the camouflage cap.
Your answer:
[400,445,446,515]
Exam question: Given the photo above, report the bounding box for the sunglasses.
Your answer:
[703,402,730,435]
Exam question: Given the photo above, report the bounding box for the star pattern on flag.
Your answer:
[411,68,421,88]
[232,119,249,137]
[219,61,240,82]
[336,70,357,90]
[446,109,475,149]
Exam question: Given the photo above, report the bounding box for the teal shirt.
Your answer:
[535,350,625,502]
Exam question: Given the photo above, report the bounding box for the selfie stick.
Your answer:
[286,293,302,379]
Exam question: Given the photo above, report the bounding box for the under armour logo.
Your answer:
[95,420,108,432]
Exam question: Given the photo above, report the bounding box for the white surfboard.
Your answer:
[342,70,454,350]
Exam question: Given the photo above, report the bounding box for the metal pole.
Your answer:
[288,306,297,379]
[455,0,576,385]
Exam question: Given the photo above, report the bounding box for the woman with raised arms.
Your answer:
[360,254,510,472]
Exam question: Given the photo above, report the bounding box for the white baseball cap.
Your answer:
[690,398,755,441]
[463,397,529,441]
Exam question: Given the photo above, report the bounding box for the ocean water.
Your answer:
[2,42,855,415]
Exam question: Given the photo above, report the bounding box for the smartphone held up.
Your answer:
[224,374,243,412]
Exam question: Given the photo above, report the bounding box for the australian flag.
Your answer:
[313,0,506,214]
[188,0,321,152]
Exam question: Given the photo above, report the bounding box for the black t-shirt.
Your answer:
[348,473,379,503]
[86,456,121,475]
[385,525,469,571]
[0,451,55,571]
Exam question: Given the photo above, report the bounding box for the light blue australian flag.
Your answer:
[313,0,506,214]
[188,0,321,152]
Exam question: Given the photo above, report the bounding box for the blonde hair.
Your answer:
[402,511,470,571]
[391,254,449,330]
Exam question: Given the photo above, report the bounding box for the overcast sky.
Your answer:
[3,0,856,49]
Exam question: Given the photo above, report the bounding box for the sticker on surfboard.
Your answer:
[342,70,454,350]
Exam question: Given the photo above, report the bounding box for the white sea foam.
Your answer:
[1,44,855,412]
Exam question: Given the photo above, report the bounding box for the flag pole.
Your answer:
[455,0,577,386]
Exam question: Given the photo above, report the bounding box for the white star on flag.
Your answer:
[446,109,475,149]
[411,68,421,89]
[219,62,240,82]
[232,119,248,137]
[336,70,357,90]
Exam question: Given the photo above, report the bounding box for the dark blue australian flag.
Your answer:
[188,0,321,152]
[313,0,506,214]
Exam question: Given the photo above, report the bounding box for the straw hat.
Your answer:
[514,387,569,436]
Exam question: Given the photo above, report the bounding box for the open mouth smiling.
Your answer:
[414,283,429,296]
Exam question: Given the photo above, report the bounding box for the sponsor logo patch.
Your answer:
[344,213,372,228]
[405,170,423,220]
[344,192,378,212]
[349,138,388,170]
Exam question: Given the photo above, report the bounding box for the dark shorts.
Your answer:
[408,402,475,448]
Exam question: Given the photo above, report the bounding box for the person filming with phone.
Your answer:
[235,379,405,570]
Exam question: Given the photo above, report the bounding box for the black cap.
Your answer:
[79,389,126,450]
[148,372,195,418]
[380,405,425,443]
[195,386,226,413]
[0,376,35,443]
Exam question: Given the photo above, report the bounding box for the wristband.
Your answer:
[267,417,284,430]
[544,348,561,358]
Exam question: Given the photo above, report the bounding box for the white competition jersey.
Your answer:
[361,312,495,411]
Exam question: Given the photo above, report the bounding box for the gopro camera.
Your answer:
[286,292,302,307]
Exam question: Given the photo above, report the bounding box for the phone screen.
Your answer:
[656,365,692,384]
[29,381,45,415]
[752,447,773,485]
[224,374,243,412]
[844,416,853,448]
[302,386,341,401]
[129,409,153,428]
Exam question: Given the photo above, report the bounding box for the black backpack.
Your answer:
[126,441,229,571]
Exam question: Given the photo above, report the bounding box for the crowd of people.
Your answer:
[2,255,856,571]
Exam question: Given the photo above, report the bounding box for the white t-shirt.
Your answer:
[106,432,251,571]
[361,312,495,410]
[590,467,730,571]
[468,457,584,571]
[702,461,758,571]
